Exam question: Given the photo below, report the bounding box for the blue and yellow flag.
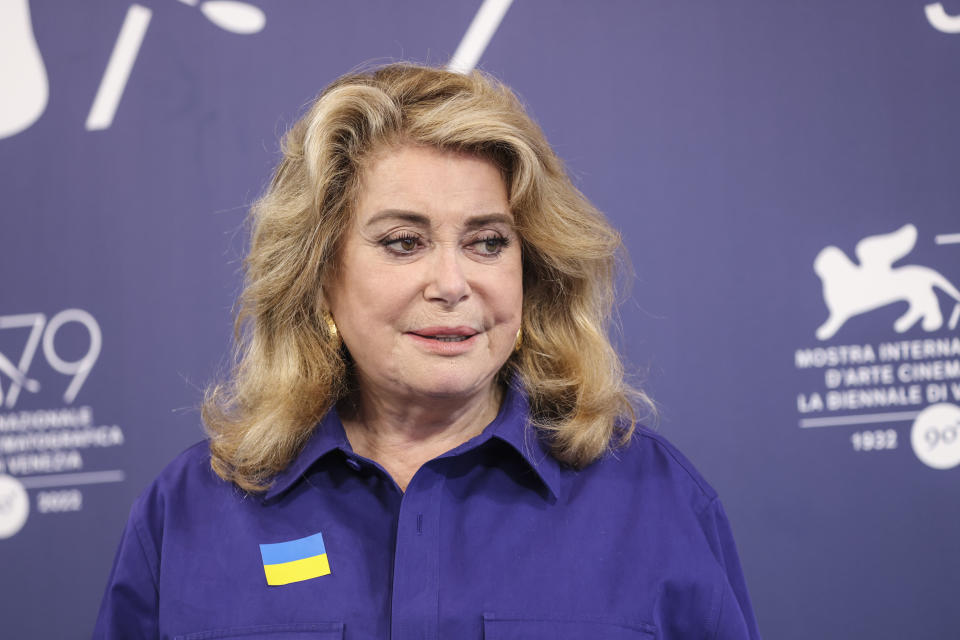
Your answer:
[259,532,331,586]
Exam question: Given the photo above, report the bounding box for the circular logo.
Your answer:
[0,474,29,539]
[910,403,960,470]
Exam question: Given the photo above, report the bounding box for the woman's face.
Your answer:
[326,144,522,404]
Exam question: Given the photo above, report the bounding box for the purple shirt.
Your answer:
[94,385,761,639]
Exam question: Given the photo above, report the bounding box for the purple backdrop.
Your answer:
[2,1,959,637]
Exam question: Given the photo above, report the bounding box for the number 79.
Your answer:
[0,309,101,408]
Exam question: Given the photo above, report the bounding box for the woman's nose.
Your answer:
[423,246,470,306]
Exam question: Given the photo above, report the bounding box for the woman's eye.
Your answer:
[472,236,509,256]
[383,235,421,254]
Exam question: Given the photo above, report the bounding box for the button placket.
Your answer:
[389,462,444,640]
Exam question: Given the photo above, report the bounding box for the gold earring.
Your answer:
[514,327,523,352]
[323,310,341,347]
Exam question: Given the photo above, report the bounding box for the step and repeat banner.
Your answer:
[2,1,958,637]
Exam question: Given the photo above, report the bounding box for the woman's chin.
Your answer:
[409,377,493,400]
[383,368,499,402]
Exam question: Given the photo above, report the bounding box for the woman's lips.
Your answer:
[410,326,478,337]
[406,326,479,354]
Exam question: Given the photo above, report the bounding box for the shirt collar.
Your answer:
[264,407,350,501]
[263,380,568,502]
[473,379,567,501]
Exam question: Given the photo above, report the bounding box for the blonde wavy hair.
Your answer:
[203,63,651,492]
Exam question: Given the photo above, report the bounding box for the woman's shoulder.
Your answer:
[579,423,720,514]
[144,439,216,489]
[128,439,235,524]
[159,438,212,473]
[631,425,717,493]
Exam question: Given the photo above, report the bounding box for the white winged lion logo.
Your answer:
[814,224,960,340]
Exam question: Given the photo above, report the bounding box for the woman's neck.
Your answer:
[338,383,502,492]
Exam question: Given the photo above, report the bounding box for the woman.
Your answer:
[94,64,761,639]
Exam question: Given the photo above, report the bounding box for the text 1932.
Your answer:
[851,429,898,452]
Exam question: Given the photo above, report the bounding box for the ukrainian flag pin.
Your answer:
[259,532,331,586]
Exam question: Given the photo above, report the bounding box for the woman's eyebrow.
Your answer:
[365,210,430,228]
[364,211,514,229]
[463,213,514,229]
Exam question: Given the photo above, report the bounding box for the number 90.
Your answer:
[925,423,959,450]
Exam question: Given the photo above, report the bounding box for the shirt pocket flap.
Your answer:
[483,614,655,639]
[174,622,344,639]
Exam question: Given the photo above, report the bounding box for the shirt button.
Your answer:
[345,458,362,471]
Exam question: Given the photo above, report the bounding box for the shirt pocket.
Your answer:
[483,614,656,639]
[174,622,344,640]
